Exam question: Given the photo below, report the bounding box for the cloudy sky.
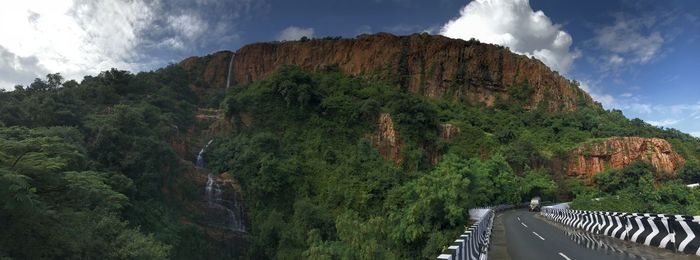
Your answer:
[1,0,700,135]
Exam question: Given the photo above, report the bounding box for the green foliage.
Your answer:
[211,66,568,258]
[521,168,558,201]
[679,161,700,184]
[0,67,220,259]
[215,65,700,258]
[3,60,700,259]
[572,161,700,215]
[508,80,534,103]
[591,161,656,194]
[386,154,474,246]
[0,127,169,259]
[565,177,593,198]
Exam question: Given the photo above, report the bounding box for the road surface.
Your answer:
[489,209,696,260]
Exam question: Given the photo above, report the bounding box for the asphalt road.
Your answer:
[490,209,696,260]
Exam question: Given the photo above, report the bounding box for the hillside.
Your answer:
[1,33,700,259]
[181,33,598,112]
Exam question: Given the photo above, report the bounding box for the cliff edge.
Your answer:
[181,33,599,112]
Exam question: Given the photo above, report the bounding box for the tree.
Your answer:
[385,154,474,257]
[679,161,700,184]
[521,168,558,201]
[592,161,657,194]
[0,126,169,259]
[46,73,63,89]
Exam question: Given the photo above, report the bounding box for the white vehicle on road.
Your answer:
[529,197,541,212]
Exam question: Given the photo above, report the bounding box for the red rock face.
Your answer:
[181,33,599,112]
[367,113,403,165]
[367,117,461,165]
[180,51,234,99]
[567,137,685,183]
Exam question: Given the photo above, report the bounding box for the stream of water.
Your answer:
[197,139,246,232]
[226,52,235,89]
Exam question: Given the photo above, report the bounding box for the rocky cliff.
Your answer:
[367,113,403,165]
[181,33,598,112]
[366,114,462,165]
[180,51,234,98]
[567,137,685,182]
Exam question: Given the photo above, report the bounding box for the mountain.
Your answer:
[179,33,691,179]
[181,33,598,112]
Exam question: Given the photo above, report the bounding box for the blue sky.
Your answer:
[1,0,699,135]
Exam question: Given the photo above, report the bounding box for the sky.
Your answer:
[1,0,700,135]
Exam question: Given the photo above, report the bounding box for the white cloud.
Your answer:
[157,37,186,50]
[580,83,700,133]
[607,54,625,67]
[627,103,652,114]
[593,15,664,65]
[578,81,615,108]
[277,26,314,41]
[0,0,156,90]
[0,0,259,90]
[646,119,680,127]
[167,13,207,41]
[439,0,580,73]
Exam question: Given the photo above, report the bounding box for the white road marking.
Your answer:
[532,231,545,240]
[521,222,528,228]
[558,252,572,260]
[517,217,521,221]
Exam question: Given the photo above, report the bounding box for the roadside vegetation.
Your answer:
[571,161,700,215]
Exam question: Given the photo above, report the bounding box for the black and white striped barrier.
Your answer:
[541,208,700,255]
[436,205,513,260]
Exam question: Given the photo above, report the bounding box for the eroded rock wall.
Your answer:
[567,137,685,182]
[181,33,598,112]
[367,113,403,165]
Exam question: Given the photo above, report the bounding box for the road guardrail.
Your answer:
[436,205,513,260]
[541,208,700,255]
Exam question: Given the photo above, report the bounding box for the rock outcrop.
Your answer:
[180,51,234,97]
[181,33,598,112]
[567,137,685,183]
[366,116,462,165]
[367,113,402,165]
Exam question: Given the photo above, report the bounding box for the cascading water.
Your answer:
[204,173,246,232]
[225,52,235,89]
[197,139,246,232]
[196,139,213,168]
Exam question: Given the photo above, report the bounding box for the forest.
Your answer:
[2,65,700,259]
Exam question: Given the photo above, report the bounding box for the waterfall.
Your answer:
[225,52,235,89]
[197,139,246,232]
[196,139,213,168]
[205,173,218,202]
[205,173,246,232]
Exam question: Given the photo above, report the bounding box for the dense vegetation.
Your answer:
[206,66,700,258]
[571,161,700,215]
[1,64,699,259]
[0,69,232,259]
